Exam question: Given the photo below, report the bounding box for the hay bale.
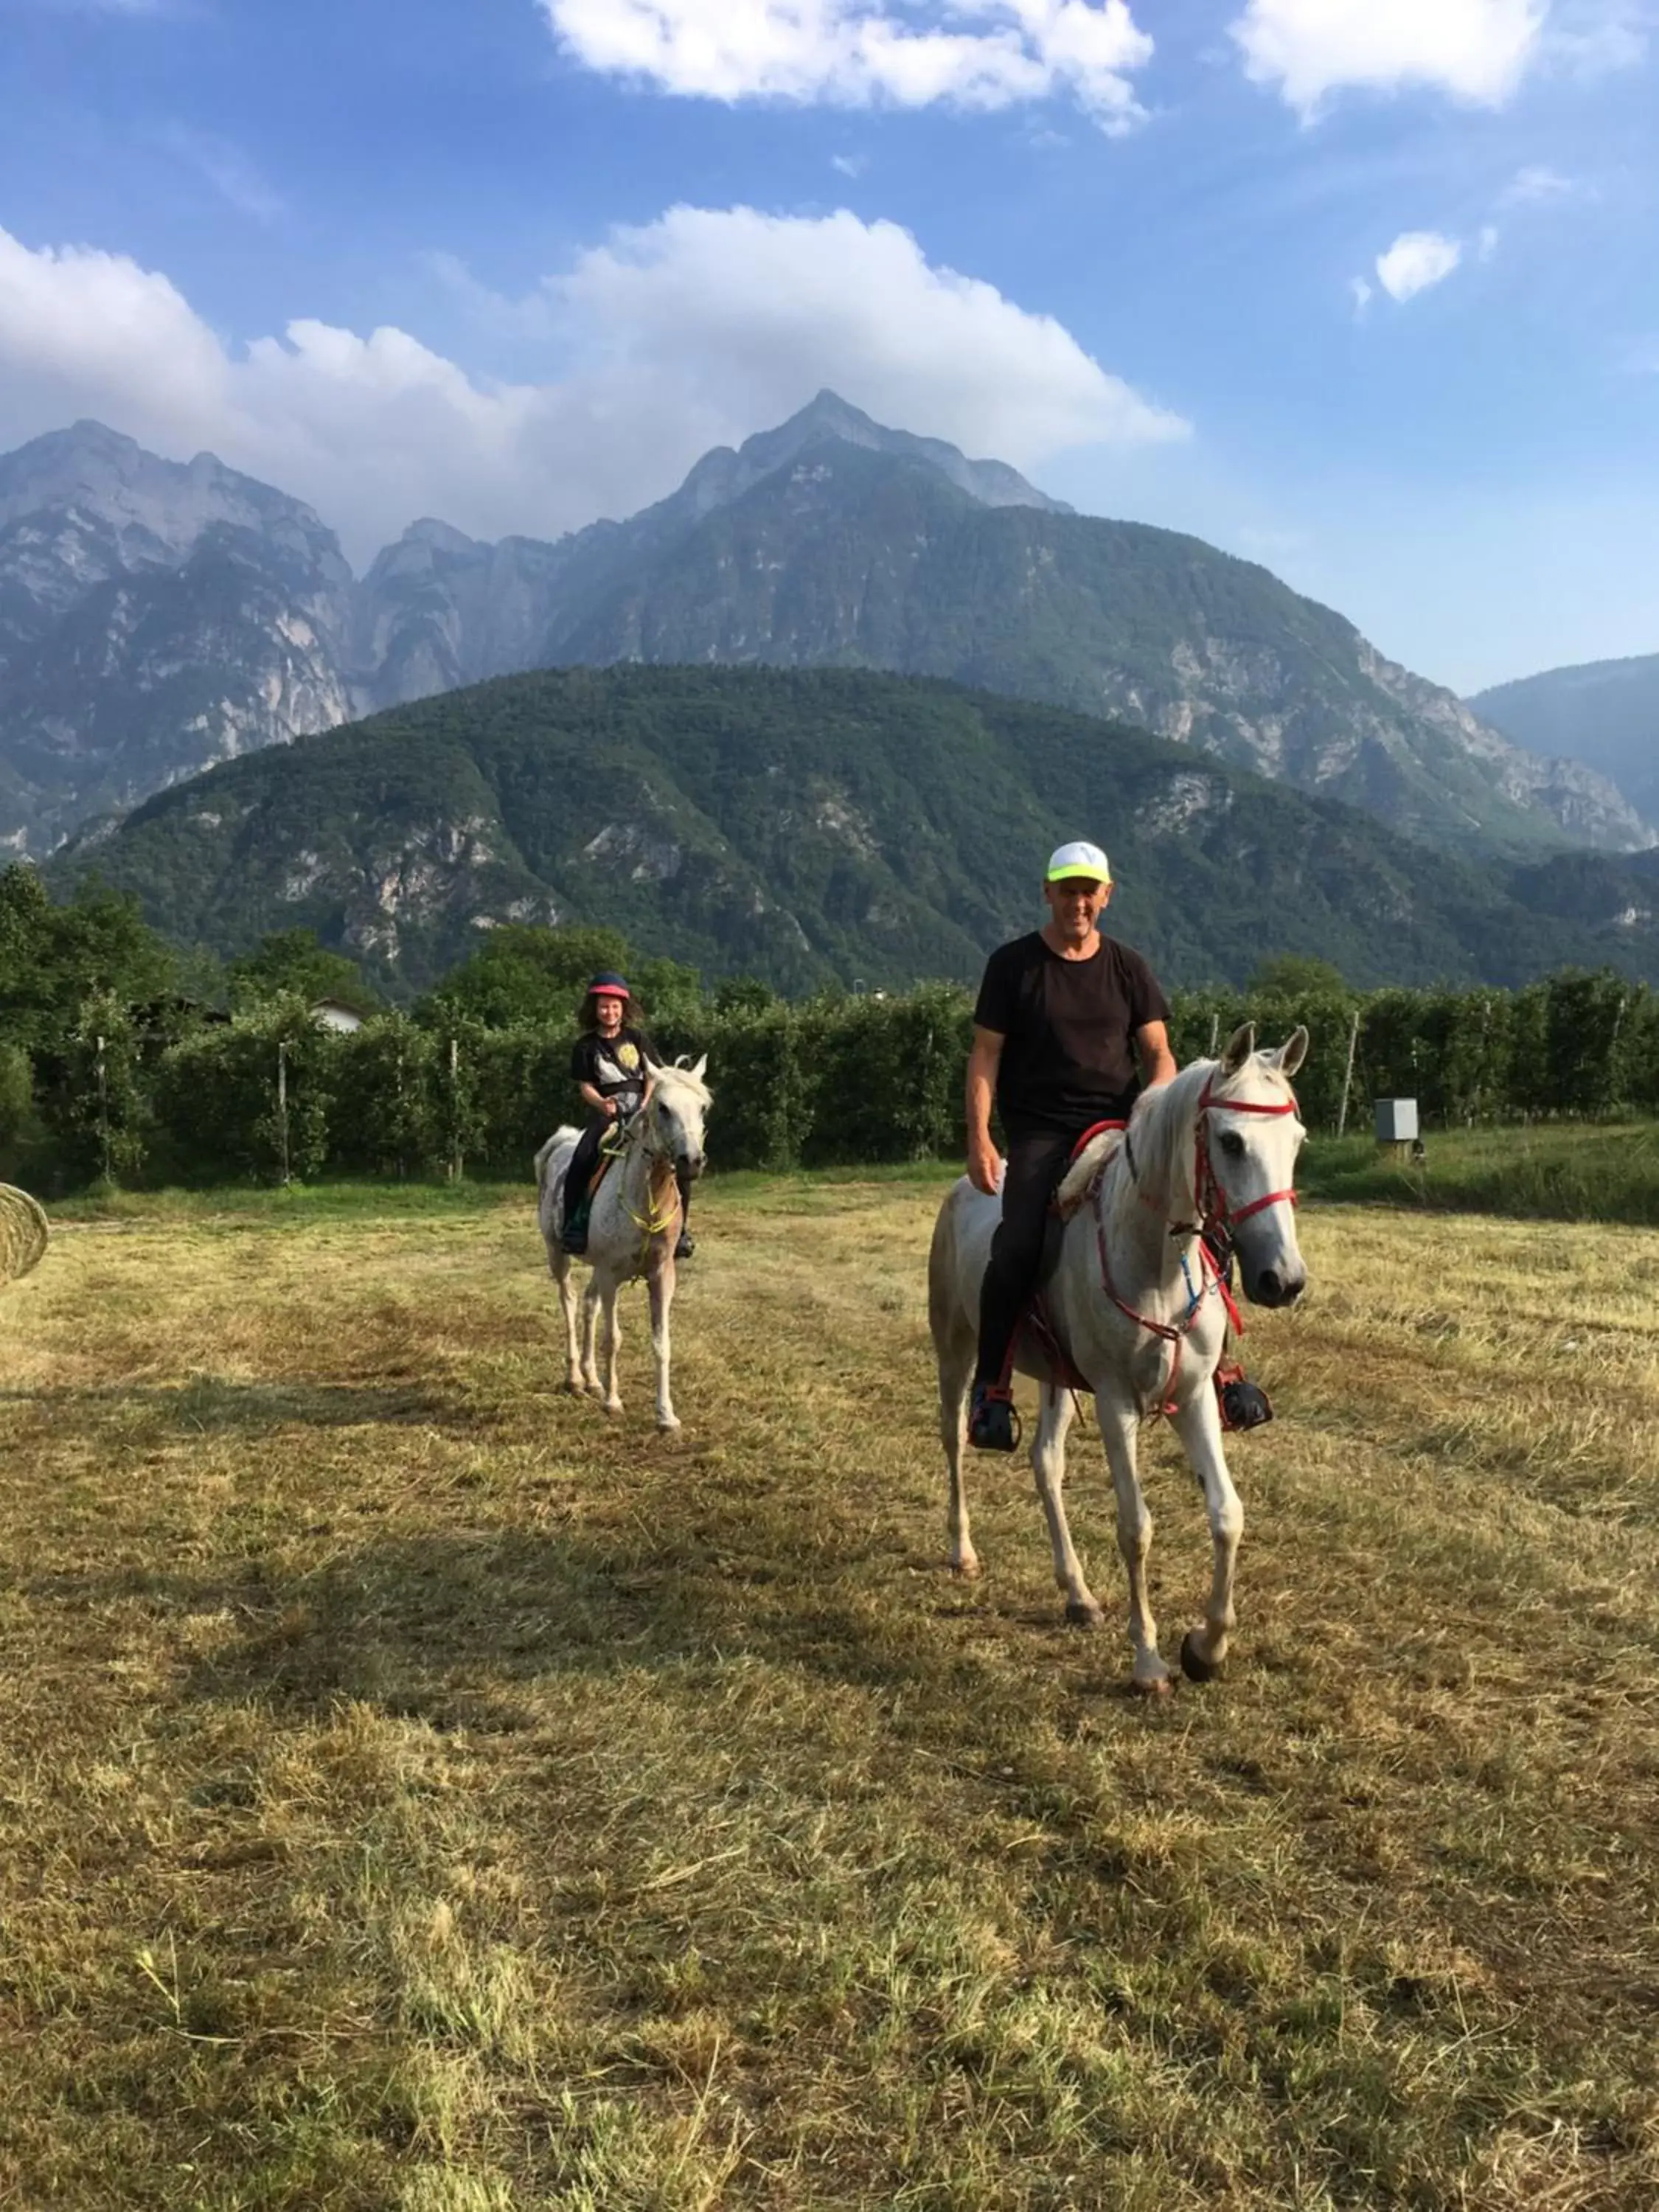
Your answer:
[0,1183,48,1284]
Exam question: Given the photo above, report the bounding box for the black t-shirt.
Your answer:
[973,931,1170,1137]
[571,1026,656,1118]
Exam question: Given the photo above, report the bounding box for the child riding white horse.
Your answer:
[537,1057,711,1433]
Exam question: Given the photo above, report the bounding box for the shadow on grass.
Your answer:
[0,1375,471,1433]
[33,1485,1096,1747]
[185,1524,987,1718]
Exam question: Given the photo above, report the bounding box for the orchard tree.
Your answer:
[418,923,703,1030]
[228,929,379,1015]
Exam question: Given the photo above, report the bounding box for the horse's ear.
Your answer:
[689,1054,708,1084]
[1276,1026,1310,1079]
[1221,1022,1256,1075]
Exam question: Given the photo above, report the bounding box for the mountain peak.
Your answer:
[785,389,882,437]
[664,390,1071,523]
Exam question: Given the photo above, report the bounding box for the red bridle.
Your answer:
[1192,1077,1301,1234]
[1088,1075,1302,1418]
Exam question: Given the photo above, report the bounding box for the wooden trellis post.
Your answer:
[1335,1006,1361,1138]
[276,1041,291,1186]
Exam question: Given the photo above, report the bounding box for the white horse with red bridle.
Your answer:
[928,1024,1309,1692]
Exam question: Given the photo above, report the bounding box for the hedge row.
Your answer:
[7,970,1657,1191]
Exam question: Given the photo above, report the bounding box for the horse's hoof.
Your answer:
[1131,1672,1175,1698]
[657,1415,681,1434]
[1180,1631,1224,1684]
[950,1551,981,1580]
[604,1399,625,1418]
[1065,1601,1106,1631]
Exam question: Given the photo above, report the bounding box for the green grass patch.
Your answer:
[38,1119,1659,1230]
[1302,1119,1659,1224]
[44,1178,524,1225]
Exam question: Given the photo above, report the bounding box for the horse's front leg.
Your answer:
[597,1277,624,1416]
[1096,1380,1171,1694]
[549,1248,583,1394]
[936,1335,978,1577]
[648,1258,678,1433]
[1030,1385,1100,1626]
[580,1276,603,1397]
[1169,1377,1243,1683]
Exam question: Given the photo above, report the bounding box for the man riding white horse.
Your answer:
[965,840,1269,1450]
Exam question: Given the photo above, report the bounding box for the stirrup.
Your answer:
[968,1382,1022,1454]
[1215,1360,1272,1433]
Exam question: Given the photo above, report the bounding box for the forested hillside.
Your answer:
[49,666,1659,995]
[4,400,1649,860]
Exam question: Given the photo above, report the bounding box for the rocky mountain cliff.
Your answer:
[2,397,1650,860]
[0,422,355,849]
[47,667,1659,998]
[1472,653,1659,824]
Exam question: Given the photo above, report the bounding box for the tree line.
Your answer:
[3,869,1655,1192]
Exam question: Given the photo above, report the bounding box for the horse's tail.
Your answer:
[535,1127,580,1192]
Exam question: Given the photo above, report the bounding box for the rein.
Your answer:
[605,1096,682,1273]
[1090,1071,1300,1418]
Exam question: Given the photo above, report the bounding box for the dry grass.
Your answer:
[0,1178,1655,2209]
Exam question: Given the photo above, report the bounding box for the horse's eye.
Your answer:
[1220,1130,1246,1159]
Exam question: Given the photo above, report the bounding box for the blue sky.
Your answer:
[0,0,1655,693]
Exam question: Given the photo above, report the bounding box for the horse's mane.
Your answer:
[1121,1051,1296,1223]
[649,1059,712,1111]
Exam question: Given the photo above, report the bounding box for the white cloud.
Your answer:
[0,209,1188,564]
[1546,0,1647,76]
[1348,275,1373,316]
[542,0,1155,131]
[1499,163,1577,205]
[1374,229,1464,302]
[155,125,287,224]
[1231,0,1547,113]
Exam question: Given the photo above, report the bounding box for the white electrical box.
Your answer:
[1374,1098,1419,1142]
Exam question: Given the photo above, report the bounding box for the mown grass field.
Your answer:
[1,1172,1656,2210]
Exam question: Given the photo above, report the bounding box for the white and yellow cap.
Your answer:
[1045,839,1112,885]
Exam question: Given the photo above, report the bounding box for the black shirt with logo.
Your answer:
[571,1026,655,1121]
[973,931,1170,1138]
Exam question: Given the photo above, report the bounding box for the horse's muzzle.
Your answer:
[678,1152,706,1183]
[1248,1265,1305,1309]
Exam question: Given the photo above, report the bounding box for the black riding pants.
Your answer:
[564,1119,606,1220]
[974,1127,1082,1388]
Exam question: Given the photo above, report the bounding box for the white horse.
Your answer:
[535,1057,710,1432]
[928,1024,1309,1692]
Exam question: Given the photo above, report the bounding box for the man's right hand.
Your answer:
[967,1138,1003,1197]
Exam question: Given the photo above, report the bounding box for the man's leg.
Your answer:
[970,1130,1071,1451]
